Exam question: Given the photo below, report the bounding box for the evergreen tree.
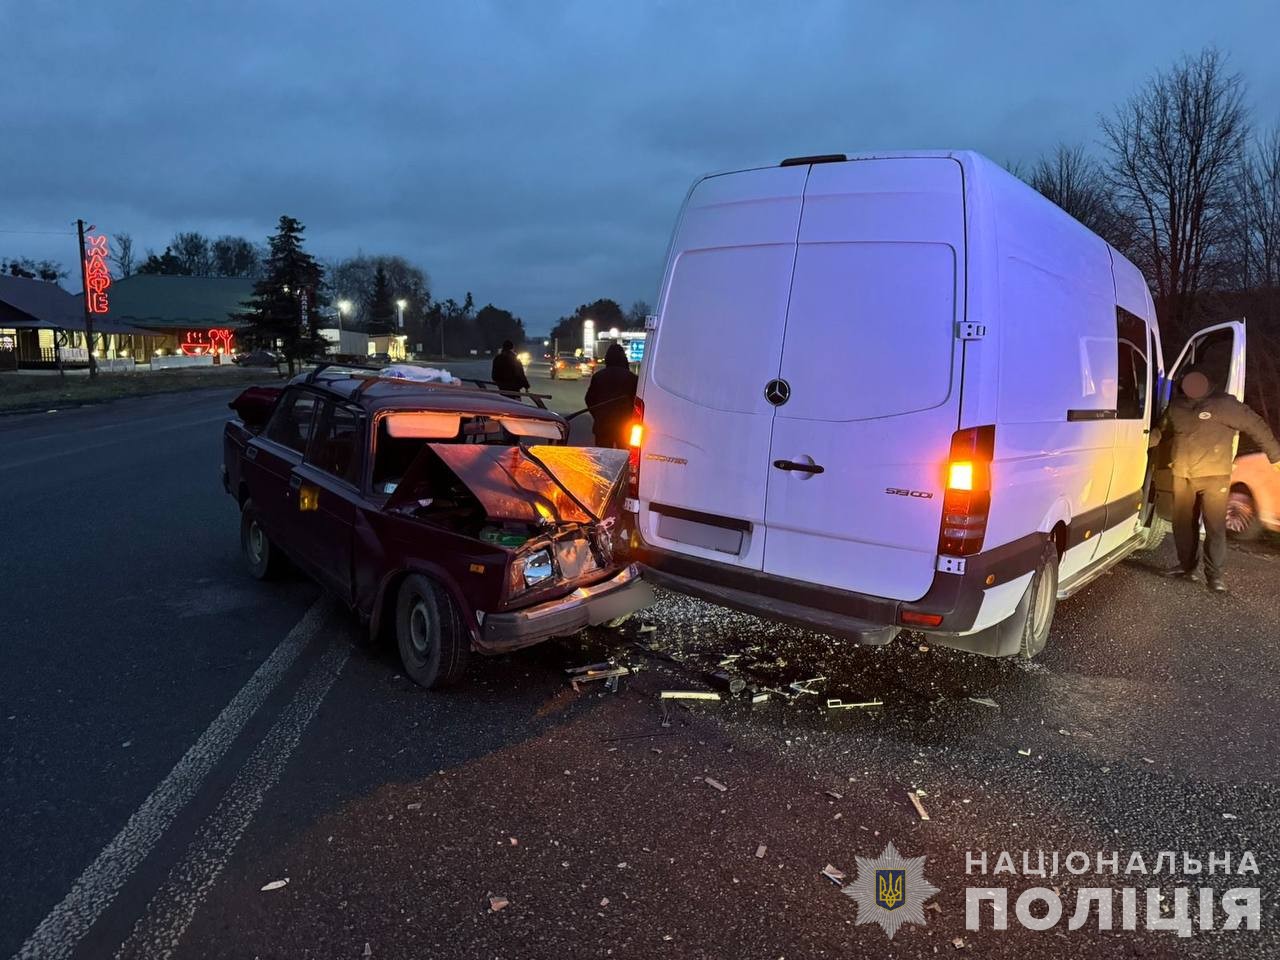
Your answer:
[234,215,327,374]
[366,264,396,334]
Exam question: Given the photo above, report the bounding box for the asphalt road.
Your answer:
[2,367,1278,959]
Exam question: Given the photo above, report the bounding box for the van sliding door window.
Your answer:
[1115,307,1148,420]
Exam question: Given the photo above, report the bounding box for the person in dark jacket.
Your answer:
[584,342,638,447]
[491,340,530,394]
[1150,370,1280,591]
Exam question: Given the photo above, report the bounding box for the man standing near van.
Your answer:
[1152,370,1280,591]
[491,340,530,395]
[584,342,638,447]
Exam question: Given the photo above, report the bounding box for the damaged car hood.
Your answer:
[388,444,630,525]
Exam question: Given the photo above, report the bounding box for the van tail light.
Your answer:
[938,425,995,557]
[627,397,645,499]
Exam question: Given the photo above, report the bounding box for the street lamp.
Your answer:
[336,298,352,332]
[396,299,407,329]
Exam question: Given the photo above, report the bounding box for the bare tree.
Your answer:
[1024,143,1136,249]
[1234,127,1280,289]
[1101,48,1251,335]
[211,235,261,277]
[111,232,136,277]
[170,231,214,276]
[627,299,653,326]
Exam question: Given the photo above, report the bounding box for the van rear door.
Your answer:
[762,158,966,601]
[637,165,808,570]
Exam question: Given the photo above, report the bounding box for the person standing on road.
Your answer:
[491,340,530,394]
[584,342,638,448]
[1151,370,1280,592]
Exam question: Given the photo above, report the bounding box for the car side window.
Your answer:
[308,402,361,484]
[264,390,320,454]
[1115,307,1149,420]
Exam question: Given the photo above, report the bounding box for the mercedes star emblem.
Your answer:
[764,378,791,406]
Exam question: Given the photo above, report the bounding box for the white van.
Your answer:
[624,151,1245,657]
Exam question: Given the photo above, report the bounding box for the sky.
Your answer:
[3,0,1279,334]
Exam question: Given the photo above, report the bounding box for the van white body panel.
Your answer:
[635,150,1248,650]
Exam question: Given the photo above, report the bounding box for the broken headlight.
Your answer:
[521,548,555,588]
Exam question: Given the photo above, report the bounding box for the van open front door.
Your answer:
[1153,319,1247,521]
[762,158,966,602]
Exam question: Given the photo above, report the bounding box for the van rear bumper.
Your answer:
[632,533,1045,642]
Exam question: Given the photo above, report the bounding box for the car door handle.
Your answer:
[773,459,824,475]
[246,446,258,461]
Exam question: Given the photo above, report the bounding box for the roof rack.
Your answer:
[457,378,552,410]
[303,361,553,411]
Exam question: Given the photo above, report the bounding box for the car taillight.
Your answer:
[627,397,644,499]
[938,425,994,557]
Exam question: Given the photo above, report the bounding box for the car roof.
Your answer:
[287,368,566,423]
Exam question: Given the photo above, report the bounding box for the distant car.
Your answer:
[369,352,391,363]
[233,349,282,368]
[550,353,589,380]
[222,367,653,688]
[1227,452,1280,540]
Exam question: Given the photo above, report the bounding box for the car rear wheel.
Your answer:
[240,499,286,580]
[1226,486,1261,541]
[396,574,468,689]
[1017,542,1059,659]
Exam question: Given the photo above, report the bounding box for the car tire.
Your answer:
[396,574,468,689]
[1134,516,1168,552]
[1226,485,1262,541]
[1017,541,1059,659]
[241,499,286,580]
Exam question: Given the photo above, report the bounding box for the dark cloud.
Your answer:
[2,0,1278,331]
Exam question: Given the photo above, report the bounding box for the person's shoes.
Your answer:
[1160,565,1199,581]
[1206,576,1228,593]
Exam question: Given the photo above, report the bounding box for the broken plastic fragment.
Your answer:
[260,878,289,892]
[755,844,767,859]
[488,896,510,912]
[821,864,846,885]
[704,777,728,792]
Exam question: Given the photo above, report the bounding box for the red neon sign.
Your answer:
[84,234,111,314]
[181,328,236,356]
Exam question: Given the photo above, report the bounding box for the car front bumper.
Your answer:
[478,563,655,653]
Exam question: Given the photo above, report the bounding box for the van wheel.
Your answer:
[241,499,286,580]
[1018,542,1059,659]
[1226,486,1261,541]
[395,575,469,689]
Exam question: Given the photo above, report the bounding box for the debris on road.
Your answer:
[750,689,771,707]
[968,696,999,709]
[405,802,422,810]
[704,777,728,792]
[260,878,289,892]
[1017,748,1032,757]
[659,689,721,726]
[821,864,846,885]
[788,676,826,697]
[488,895,510,913]
[703,670,746,694]
[363,943,372,957]
[509,837,519,845]
[755,844,767,859]
[952,936,966,949]
[823,697,883,711]
[825,789,843,800]
[908,790,930,821]
[600,897,610,907]
[567,660,636,692]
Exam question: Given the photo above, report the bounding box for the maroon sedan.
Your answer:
[222,366,653,688]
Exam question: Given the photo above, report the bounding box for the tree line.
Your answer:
[1015,47,1280,426]
[547,298,651,351]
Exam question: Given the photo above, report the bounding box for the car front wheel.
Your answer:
[1226,486,1261,541]
[395,574,469,689]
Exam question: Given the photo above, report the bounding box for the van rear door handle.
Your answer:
[773,459,824,475]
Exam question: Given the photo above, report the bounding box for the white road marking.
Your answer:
[12,597,333,960]
[114,642,350,960]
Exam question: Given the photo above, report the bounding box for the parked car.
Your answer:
[1227,452,1280,540]
[223,366,653,688]
[550,353,589,380]
[233,349,282,368]
[625,151,1246,660]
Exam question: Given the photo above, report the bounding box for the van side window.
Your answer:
[264,389,321,454]
[308,401,361,484]
[1115,307,1148,420]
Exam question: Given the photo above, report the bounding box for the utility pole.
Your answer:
[440,314,446,360]
[76,219,99,379]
